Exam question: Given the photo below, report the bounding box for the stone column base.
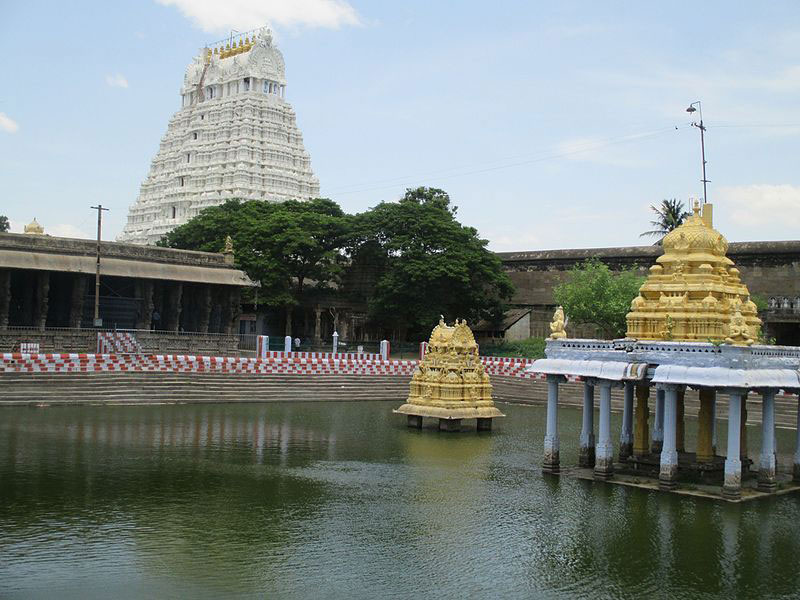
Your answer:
[407,415,423,429]
[476,418,492,431]
[757,477,777,493]
[722,485,742,500]
[659,464,678,490]
[438,418,461,432]
[543,450,560,474]
[593,463,613,480]
[618,442,633,462]
[578,445,595,468]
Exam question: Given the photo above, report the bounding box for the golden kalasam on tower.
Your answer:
[626,202,761,344]
[394,318,504,431]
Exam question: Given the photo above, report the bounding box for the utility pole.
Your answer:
[90,205,109,327]
[686,101,709,203]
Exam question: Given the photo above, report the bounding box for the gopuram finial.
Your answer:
[549,306,567,339]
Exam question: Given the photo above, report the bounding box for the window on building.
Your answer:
[171,206,176,219]
[263,81,269,93]
[179,177,185,187]
[244,77,250,91]
[186,153,191,163]
[207,86,214,99]
[193,132,198,140]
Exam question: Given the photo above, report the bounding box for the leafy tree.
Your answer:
[350,187,514,340]
[160,199,351,306]
[640,199,691,243]
[0,215,9,232]
[553,258,645,338]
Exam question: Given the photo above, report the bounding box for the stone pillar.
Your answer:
[141,281,154,330]
[314,308,322,342]
[724,390,744,499]
[758,390,777,492]
[224,287,241,335]
[165,282,183,332]
[595,381,614,480]
[697,388,716,463]
[35,271,50,331]
[652,387,665,454]
[659,385,679,490]
[69,275,87,328]
[740,398,748,462]
[633,384,650,457]
[619,381,634,461]
[794,401,800,482]
[578,381,595,468]
[0,269,11,329]
[543,375,561,474]
[676,388,686,453]
[198,286,212,333]
[711,395,718,455]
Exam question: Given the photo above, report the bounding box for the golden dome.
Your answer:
[23,218,44,235]
[626,203,761,344]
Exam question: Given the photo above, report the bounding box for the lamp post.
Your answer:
[90,204,109,327]
[686,101,709,204]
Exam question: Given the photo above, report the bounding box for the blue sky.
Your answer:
[2,1,800,250]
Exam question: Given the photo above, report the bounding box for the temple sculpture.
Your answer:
[394,318,504,432]
[528,202,800,500]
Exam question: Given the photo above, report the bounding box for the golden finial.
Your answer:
[549,306,567,340]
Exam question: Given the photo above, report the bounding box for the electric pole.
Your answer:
[90,205,109,327]
[686,101,709,203]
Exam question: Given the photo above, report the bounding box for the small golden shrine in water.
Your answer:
[394,318,504,432]
[626,202,761,344]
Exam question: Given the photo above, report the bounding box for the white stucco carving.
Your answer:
[119,28,319,245]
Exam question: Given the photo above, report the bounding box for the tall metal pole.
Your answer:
[687,101,709,203]
[90,205,109,327]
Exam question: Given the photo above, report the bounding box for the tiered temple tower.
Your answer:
[119,27,319,245]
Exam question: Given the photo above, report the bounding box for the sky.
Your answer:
[1,1,800,250]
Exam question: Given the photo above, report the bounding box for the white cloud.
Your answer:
[155,0,361,32]
[105,74,129,89]
[720,184,800,228]
[0,112,19,133]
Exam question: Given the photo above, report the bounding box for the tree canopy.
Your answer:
[160,198,351,306]
[640,199,691,243]
[553,258,645,338]
[350,187,514,339]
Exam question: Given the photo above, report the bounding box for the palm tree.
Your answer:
[640,199,691,244]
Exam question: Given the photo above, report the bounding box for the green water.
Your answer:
[1,401,799,599]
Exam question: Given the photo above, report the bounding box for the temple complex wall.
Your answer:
[498,240,800,345]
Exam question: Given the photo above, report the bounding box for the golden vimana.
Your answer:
[625,202,762,345]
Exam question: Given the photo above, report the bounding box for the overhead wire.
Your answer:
[325,125,686,197]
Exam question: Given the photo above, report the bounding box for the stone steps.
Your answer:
[0,373,797,429]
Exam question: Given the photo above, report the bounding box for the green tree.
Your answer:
[350,187,514,340]
[160,198,351,306]
[553,258,645,338]
[0,215,9,232]
[640,199,691,243]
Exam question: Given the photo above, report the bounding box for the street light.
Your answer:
[686,101,709,204]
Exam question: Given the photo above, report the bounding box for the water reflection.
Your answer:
[0,402,798,598]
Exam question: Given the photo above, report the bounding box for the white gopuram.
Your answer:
[119,28,319,245]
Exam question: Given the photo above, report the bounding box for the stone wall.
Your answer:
[0,329,240,356]
[498,240,800,343]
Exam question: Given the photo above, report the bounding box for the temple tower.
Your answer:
[119,28,319,245]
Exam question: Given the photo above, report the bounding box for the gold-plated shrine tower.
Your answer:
[626,202,761,343]
[394,318,504,431]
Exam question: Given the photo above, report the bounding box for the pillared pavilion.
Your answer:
[529,202,800,500]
